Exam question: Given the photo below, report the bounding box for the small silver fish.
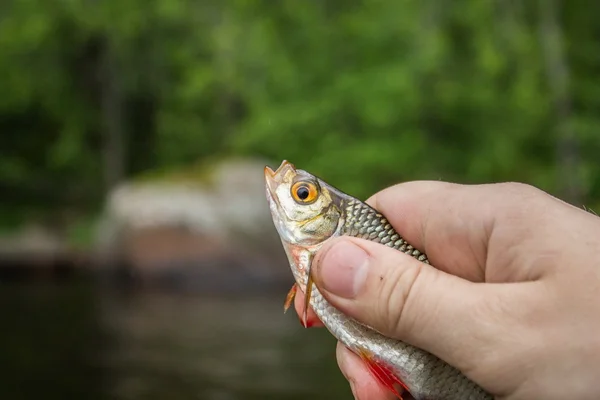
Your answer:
[264,160,492,400]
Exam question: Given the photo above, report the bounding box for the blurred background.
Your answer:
[1,0,599,399]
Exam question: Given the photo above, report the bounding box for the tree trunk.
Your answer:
[100,38,126,192]
[538,0,582,204]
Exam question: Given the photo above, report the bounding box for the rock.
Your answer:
[0,223,65,259]
[93,158,289,291]
[0,224,88,281]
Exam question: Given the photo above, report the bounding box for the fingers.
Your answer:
[311,236,538,375]
[336,342,399,400]
[364,181,543,281]
[293,291,401,399]
[292,297,410,400]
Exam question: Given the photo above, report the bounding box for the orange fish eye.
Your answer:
[291,181,318,204]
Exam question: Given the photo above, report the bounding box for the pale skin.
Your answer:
[293,181,600,400]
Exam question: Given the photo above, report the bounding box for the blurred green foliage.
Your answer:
[1,0,599,228]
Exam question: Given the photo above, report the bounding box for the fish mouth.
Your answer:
[264,160,297,242]
[264,159,296,195]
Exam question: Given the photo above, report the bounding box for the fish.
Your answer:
[264,160,493,400]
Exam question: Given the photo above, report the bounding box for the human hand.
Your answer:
[294,181,600,400]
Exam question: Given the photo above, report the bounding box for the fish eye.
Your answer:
[291,181,318,204]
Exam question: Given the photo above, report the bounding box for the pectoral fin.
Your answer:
[356,348,409,399]
[301,274,314,328]
[283,283,297,313]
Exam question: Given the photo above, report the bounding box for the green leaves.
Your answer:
[2,0,600,228]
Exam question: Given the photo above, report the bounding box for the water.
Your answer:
[0,281,352,400]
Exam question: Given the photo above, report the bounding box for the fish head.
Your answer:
[264,160,344,246]
[264,160,345,287]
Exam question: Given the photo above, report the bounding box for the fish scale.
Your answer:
[343,199,429,262]
[307,197,492,400]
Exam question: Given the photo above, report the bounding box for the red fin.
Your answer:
[302,274,314,328]
[283,283,297,313]
[356,348,409,399]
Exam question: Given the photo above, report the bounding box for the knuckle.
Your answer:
[499,181,531,191]
[497,182,542,200]
[375,257,424,338]
[491,182,547,221]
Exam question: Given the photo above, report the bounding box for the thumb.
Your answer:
[311,236,521,374]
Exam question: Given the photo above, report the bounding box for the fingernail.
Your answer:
[316,240,369,299]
